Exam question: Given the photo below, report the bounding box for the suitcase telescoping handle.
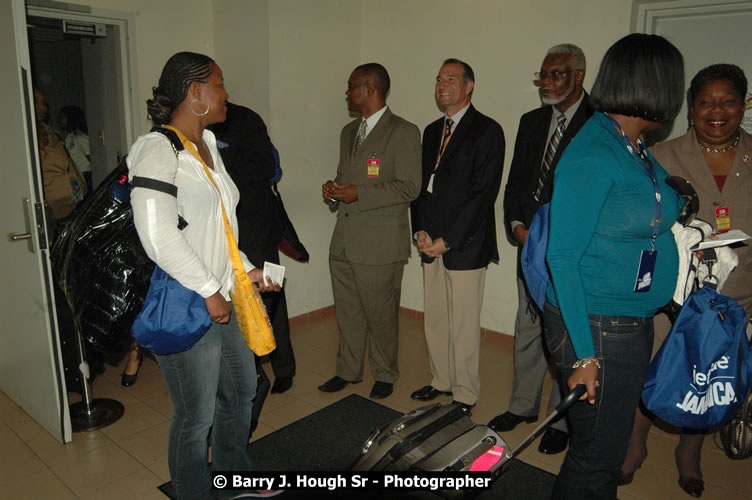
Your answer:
[506,384,587,460]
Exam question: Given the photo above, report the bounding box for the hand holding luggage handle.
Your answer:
[506,384,586,460]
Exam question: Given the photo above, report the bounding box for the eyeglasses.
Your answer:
[533,70,574,82]
[347,81,371,90]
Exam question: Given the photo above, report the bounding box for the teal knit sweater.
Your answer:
[546,112,682,359]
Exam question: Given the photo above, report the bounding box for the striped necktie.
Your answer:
[353,119,367,154]
[534,113,566,202]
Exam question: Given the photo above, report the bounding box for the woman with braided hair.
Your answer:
[128,52,279,499]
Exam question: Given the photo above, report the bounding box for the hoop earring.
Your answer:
[190,98,209,117]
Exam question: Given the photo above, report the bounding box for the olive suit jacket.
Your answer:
[329,108,422,264]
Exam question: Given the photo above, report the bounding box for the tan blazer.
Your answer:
[329,108,422,265]
[38,122,87,220]
[651,128,752,316]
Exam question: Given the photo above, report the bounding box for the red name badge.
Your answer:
[367,158,380,178]
[715,207,731,233]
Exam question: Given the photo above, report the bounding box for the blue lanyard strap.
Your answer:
[603,113,662,245]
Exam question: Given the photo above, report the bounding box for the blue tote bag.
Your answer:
[521,202,550,311]
[131,266,212,355]
[642,287,752,429]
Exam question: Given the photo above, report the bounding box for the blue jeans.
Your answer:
[156,312,256,500]
[543,302,653,500]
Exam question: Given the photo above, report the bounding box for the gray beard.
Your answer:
[540,80,575,106]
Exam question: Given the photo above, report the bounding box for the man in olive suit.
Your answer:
[320,63,421,400]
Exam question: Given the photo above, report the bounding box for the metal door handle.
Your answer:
[9,232,31,241]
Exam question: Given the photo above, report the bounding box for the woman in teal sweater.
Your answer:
[543,34,685,499]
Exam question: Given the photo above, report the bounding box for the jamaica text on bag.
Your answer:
[675,356,737,415]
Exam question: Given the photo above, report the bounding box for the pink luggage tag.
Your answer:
[470,445,504,471]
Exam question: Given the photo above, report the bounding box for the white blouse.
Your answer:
[65,132,91,173]
[127,129,252,300]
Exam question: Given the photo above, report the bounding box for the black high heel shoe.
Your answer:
[617,451,647,486]
[121,344,143,387]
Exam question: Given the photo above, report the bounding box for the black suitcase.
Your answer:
[351,385,585,475]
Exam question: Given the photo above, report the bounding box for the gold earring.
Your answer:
[190,98,209,117]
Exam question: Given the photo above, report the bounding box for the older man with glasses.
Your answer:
[492,44,594,455]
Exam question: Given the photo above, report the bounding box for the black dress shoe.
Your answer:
[538,428,568,455]
[678,476,704,497]
[370,381,393,399]
[271,376,293,394]
[452,401,475,415]
[488,411,537,432]
[318,376,360,393]
[410,385,452,401]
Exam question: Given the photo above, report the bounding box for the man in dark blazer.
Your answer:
[489,44,594,454]
[410,59,505,412]
[209,102,296,395]
[320,63,421,400]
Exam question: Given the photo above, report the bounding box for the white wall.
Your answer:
[210,0,633,335]
[264,0,364,315]
[84,0,216,131]
[214,0,270,123]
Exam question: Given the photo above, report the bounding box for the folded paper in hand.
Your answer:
[692,229,751,251]
[263,262,285,288]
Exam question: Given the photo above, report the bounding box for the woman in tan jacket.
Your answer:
[620,63,751,498]
[34,88,86,221]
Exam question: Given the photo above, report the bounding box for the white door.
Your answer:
[0,0,71,443]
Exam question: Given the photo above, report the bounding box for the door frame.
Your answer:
[632,0,752,33]
[27,1,141,151]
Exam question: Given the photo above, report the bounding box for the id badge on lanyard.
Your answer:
[635,246,657,293]
[604,114,663,293]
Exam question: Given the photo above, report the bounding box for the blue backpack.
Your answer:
[642,287,752,429]
[521,202,551,311]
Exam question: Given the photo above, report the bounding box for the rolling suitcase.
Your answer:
[351,385,585,475]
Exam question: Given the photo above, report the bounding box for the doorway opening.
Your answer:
[27,14,127,187]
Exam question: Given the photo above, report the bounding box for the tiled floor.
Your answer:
[0,307,750,499]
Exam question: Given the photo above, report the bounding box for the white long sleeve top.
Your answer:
[127,129,252,300]
[65,131,91,173]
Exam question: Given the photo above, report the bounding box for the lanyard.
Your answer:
[434,119,454,170]
[603,113,662,248]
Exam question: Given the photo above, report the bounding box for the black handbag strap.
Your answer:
[130,127,189,229]
[130,177,177,197]
[152,126,185,155]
